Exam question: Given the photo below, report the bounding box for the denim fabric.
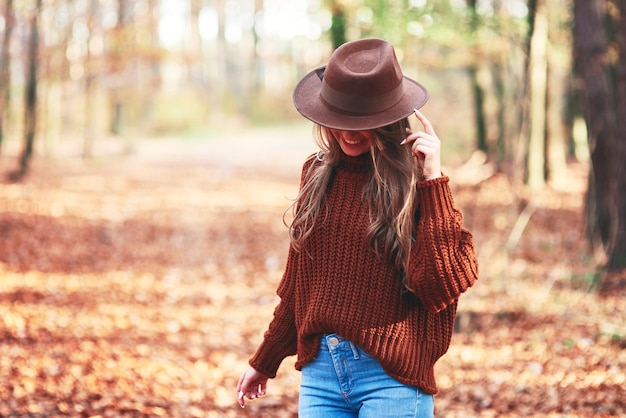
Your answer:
[299,334,434,418]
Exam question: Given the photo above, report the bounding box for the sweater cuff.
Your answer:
[249,338,293,379]
[416,176,456,218]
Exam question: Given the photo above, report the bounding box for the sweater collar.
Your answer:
[338,152,373,174]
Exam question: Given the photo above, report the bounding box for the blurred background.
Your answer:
[1,0,625,416]
[0,0,571,165]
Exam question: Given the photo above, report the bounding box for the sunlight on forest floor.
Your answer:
[0,134,624,417]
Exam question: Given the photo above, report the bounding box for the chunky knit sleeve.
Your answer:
[248,156,318,377]
[248,244,299,378]
[406,176,478,313]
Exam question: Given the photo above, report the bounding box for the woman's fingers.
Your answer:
[414,108,436,136]
[236,367,269,408]
[402,129,440,157]
[402,111,442,180]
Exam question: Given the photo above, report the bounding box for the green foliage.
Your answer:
[333,0,529,70]
[330,4,347,48]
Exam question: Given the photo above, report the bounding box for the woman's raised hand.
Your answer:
[401,109,442,180]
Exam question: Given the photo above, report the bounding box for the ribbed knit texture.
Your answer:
[249,153,478,395]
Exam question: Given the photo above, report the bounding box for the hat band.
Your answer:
[320,81,404,116]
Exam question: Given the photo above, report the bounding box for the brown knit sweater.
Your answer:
[249,152,478,395]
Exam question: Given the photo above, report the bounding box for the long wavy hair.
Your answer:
[287,117,422,284]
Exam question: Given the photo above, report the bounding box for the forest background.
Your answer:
[0,0,625,416]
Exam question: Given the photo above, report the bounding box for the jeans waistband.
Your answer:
[320,333,361,359]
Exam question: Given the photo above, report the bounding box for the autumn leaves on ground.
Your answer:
[0,128,624,417]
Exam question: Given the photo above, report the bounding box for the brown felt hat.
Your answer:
[293,38,429,131]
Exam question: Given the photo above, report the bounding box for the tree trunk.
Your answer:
[609,0,626,270]
[10,0,41,181]
[492,60,506,162]
[0,0,15,156]
[83,0,99,158]
[109,0,131,136]
[526,0,548,190]
[545,58,569,187]
[215,0,240,115]
[545,0,570,187]
[510,0,536,189]
[466,0,488,153]
[253,0,263,93]
[573,0,620,266]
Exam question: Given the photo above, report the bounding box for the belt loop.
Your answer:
[349,341,360,360]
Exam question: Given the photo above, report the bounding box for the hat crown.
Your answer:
[321,39,404,115]
[328,40,402,92]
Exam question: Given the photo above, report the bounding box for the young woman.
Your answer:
[236,38,478,417]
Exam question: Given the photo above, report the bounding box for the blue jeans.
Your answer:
[299,334,434,417]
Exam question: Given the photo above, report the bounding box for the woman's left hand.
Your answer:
[401,110,442,180]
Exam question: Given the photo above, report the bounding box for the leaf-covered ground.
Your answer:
[0,128,624,417]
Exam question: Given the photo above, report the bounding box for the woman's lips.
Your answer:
[341,134,366,145]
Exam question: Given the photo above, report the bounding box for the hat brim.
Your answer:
[293,68,429,131]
